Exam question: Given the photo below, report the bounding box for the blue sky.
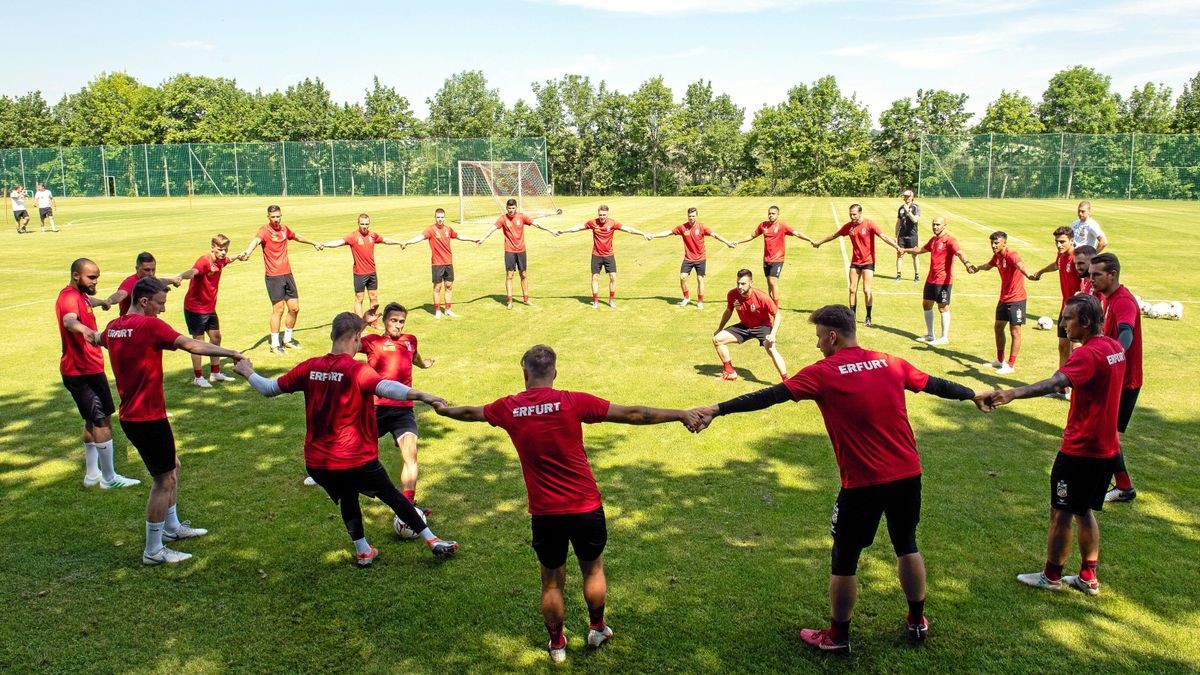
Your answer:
[9,0,1200,127]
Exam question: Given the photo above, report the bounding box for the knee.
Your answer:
[831,540,863,576]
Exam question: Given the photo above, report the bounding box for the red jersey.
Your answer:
[585,219,623,257]
[1100,285,1143,389]
[836,219,883,265]
[482,388,610,516]
[183,255,231,314]
[753,221,795,263]
[1080,277,1095,296]
[726,287,776,329]
[783,346,928,488]
[256,223,296,277]
[117,273,137,316]
[672,223,712,261]
[100,314,181,422]
[988,248,1027,303]
[494,212,534,253]
[360,333,417,408]
[343,230,384,275]
[1056,251,1081,309]
[920,234,961,285]
[276,353,384,470]
[1057,336,1126,458]
[423,225,458,266]
[56,285,105,376]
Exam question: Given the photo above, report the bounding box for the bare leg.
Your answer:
[830,574,858,622]
[397,433,418,495]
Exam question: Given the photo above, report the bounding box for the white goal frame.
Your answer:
[457,160,560,224]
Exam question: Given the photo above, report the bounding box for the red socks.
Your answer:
[402,489,416,504]
[1080,559,1098,581]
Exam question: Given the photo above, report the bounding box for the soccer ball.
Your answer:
[1138,300,1152,315]
[1036,316,1054,330]
[393,508,427,540]
[1149,302,1170,319]
[1168,301,1184,320]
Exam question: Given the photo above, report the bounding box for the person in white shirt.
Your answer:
[10,185,30,234]
[1070,201,1107,251]
[34,183,57,233]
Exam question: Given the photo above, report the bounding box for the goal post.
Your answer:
[458,160,561,223]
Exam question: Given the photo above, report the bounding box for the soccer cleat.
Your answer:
[893,274,902,282]
[143,546,193,566]
[83,474,102,488]
[678,297,690,306]
[608,300,616,308]
[428,538,458,558]
[548,639,567,663]
[799,628,850,653]
[720,371,739,381]
[587,625,613,648]
[996,364,1016,375]
[907,615,929,644]
[591,301,599,309]
[915,335,934,342]
[930,337,949,346]
[914,274,920,283]
[269,346,285,355]
[163,521,208,541]
[505,302,514,310]
[696,301,704,309]
[100,474,142,489]
[864,317,873,327]
[987,360,1004,368]
[524,300,536,307]
[283,338,301,349]
[302,476,317,486]
[1104,487,1136,503]
[1016,571,1064,591]
[1062,574,1101,596]
[356,546,379,567]
[194,376,213,388]
[209,372,233,382]
[444,309,458,318]
[434,310,443,319]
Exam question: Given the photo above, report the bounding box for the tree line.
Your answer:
[2,66,1199,197]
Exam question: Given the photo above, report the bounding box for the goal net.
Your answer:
[458,160,560,223]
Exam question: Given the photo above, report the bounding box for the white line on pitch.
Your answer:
[925,204,1030,246]
[0,298,53,312]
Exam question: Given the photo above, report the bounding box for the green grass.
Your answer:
[1,195,1198,673]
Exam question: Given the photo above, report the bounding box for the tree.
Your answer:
[628,77,676,195]
[1172,71,1200,132]
[363,76,419,139]
[426,71,503,138]
[55,72,161,145]
[1118,82,1174,133]
[871,89,970,194]
[1038,66,1119,133]
[673,80,745,190]
[975,90,1044,134]
[0,92,60,147]
[159,74,252,143]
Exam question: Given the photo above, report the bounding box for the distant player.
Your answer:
[321,213,403,316]
[100,277,246,565]
[10,184,30,234]
[34,183,58,233]
[432,344,696,663]
[1070,201,1107,252]
[235,312,458,566]
[647,207,736,309]
[477,198,557,309]
[812,204,901,327]
[1029,227,1081,397]
[103,252,184,316]
[712,269,787,381]
[732,205,813,306]
[894,190,921,281]
[971,231,1032,374]
[400,208,480,318]
[687,304,989,652]
[982,295,1125,597]
[236,205,324,354]
[1074,245,1097,296]
[898,216,973,345]
[555,205,650,308]
[56,258,140,490]
[177,235,242,388]
[1089,253,1143,503]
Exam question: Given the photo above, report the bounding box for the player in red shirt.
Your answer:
[1089,253,1144,503]
[234,312,458,566]
[476,198,557,309]
[983,295,1126,596]
[102,251,186,316]
[712,269,787,381]
[732,205,813,306]
[971,231,1034,374]
[555,205,650,308]
[1029,227,1083,398]
[898,217,974,345]
[812,204,901,327]
[100,277,245,565]
[235,205,324,354]
[647,207,736,309]
[1074,245,1097,297]
[321,213,403,317]
[56,258,140,490]
[400,208,481,318]
[176,234,244,388]
[688,304,988,652]
[431,344,696,663]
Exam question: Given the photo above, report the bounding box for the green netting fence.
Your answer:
[919,133,1200,200]
[0,138,547,198]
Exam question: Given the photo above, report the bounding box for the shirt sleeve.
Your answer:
[783,363,822,401]
[836,223,852,237]
[921,238,934,252]
[276,361,308,394]
[911,204,921,217]
[285,227,297,240]
[1010,250,1022,264]
[569,391,611,424]
[783,224,795,235]
[1111,295,1138,327]
[900,358,931,393]
[671,225,684,236]
[1090,221,1106,239]
[152,318,183,351]
[482,398,506,428]
[343,234,355,245]
[356,363,384,394]
[989,252,1001,266]
[612,222,623,231]
[1057,348,1096,389]
[449,228,458,239]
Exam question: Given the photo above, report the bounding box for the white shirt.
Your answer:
[10,190,26,212]
[1070,217,1105,248]
[35,189,53,208]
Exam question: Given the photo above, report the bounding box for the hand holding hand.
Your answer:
[232,359,255,378]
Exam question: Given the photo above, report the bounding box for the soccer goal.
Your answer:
[458,160,561,223]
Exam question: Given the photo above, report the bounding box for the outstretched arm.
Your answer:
[233,359,283,397]
[237,236,263,261]
[174,335,244,360]
[322,239,348,248]
[711,231,736,248]
[955,250,975,273]
[292,233,324,250]
[790,230,814,243]
[62,312,100,344]
[647,229,674,240]
[556,223,588,235]
[375,380,446,407]
[1029,259,1057,281]
[604,403,696,429]
[433,403,487,422]
[811,231,839,248]
[531,221,557,236]
[402,234,427,247]
[987,372,1072,408]
[877,232,901,251]
[477,227,498,245]
[619,225,650,239]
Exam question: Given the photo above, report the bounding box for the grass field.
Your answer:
[1,195,1198,673]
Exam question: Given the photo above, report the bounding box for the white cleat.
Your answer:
[209,372,233,382]
[83,474,103,488]
[915,335,934,342]
[194,376,213,388]
[1016,571,1063,591]
[100,474,142,489]
[434,310,443,319]
[608,300,616,308]
[587,625,613,648]
[548,641,567,663]
[444,309,458,318]
[930,337,949,346]
[591,301,599,309]
[996,364,1016,375]
[696,301,704,309]
[143,546,193,566]
[987,360,1004,368]
[677,298,690,306]
[163,521,208,541]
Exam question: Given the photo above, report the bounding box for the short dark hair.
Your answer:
[687,207,697,215]
[1065,295,1104,335]
[212,234,230,247]
[521,344,556,379]
[768,205,779,212]
[267,205,281,214]
[990,231,1008,242]
[435,208,445,215]
[598,204,609,212]
[1090,252,1120,276]
[71,257,95,275]
[131,276,168,303]
[135,251,155,266]
[331,312,365,342]
[736,268,753,280]
[1074,245,1097,257]
[1053,226,1073,239]
[505,198,517,207]
[809,304,856,338]
[849,203,862,213]
[358,212,370,221]
[382,302,407,322]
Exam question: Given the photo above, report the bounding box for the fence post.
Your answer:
[19,148,26,187]
[1127,132,1136,199]
[330,140,337,197]
[59,149,67,197]
[281,141,287,196]
[144,144,151,197]
[986,133,994,199]
[916,134,924,198]
[100,145,108,197]
[1056,133,1065,198]
[188,143,195,197]
[234,142,241,196]
[382,139,388,196]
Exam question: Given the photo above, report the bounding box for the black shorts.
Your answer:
[13,209,28,221]
[376,405,419,441]
[1118,387,1140,433]
[307,458,396,505]
[531,506,608,569]
[831,475,921,561]
[39,207,53,220]
[763,262,784,278]
[504,251,528,272]
[680,259,707,276]
[995,300,1027,325]
[62,373,115,428]
[265,274,299,303]
[898,235,918,249]
[923,283,952,305]
[353,273,378,293]
[850,262,875,272]
[184,309,220,336]
[724,323,772,345]
[120,418,176,477]
[591,255,616,274]
[1049,452,1116,515]
[432,265,454,284]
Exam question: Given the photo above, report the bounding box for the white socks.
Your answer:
[165,504,181,531]
[270,332,280,347]
[283,328,293,343]
[84,442,101,479]
[941,311,951,339]
[353,537,372,555]
[146,521,164,554]
[420,528,435,543]
[95,440,116,481]
[923,309,934,336]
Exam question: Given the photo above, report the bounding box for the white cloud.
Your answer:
[167,40,216,51]
[540,0,814,15]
